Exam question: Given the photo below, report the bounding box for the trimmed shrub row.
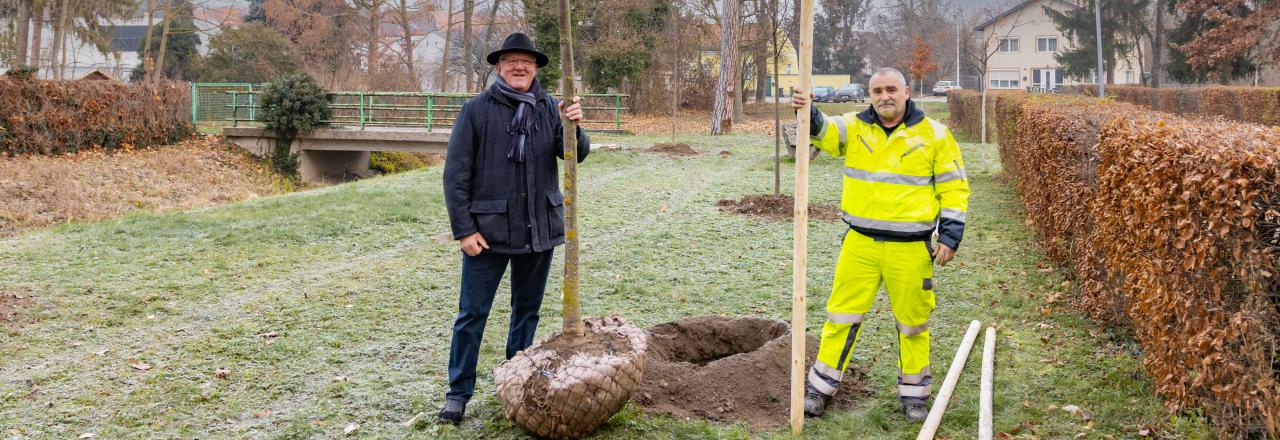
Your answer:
[1067,84,1280,127]
[996,93,1280,437]
[0,78,192,156]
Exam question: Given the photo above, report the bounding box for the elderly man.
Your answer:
[792,67,971,422]
[438,32,589,425]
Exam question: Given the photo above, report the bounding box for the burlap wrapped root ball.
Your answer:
[494,316,647,439]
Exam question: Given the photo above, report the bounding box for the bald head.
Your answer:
[869,67,908,88]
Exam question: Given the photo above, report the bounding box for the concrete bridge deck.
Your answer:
[223,126,450,182]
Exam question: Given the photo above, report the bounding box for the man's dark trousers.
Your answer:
[444,249,555,403]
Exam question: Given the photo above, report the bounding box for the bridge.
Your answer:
[193,84,628,182]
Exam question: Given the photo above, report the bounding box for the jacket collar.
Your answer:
[855,98,926,129]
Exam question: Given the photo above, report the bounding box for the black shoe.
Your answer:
[437,399,466,425]
[802,384,833,417]
[902,400,928,423]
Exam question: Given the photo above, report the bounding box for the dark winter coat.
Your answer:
[443,83,590,254]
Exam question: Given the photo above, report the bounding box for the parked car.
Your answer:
[932,81,962,96]
[812,86,836,102]
[831,84,866,103]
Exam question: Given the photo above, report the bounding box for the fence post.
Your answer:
[191,83,199,124]
[427,95,435,131]
[231,92,239,127]
[248,84,256,122]
[615,95,622,130]
[359,93,367,130]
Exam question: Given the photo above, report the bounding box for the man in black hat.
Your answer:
[437,32,590,425]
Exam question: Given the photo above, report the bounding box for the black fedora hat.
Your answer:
[486,32,550,68]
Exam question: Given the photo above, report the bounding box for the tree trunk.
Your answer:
[29,3,43,67]
[480,0,503,90]
[14,0,29,67]
[710,0,739,135]
[1151,0,1163,88]
[141,0,155,82]
[49,0,66,79]
[462,0,473,92]
[734,62,745,122]
[396,0,416,88]
[368,0,382,88]
[755,42,767,102]
[153,0,175,84]
[669,1,679,145]
[556,0,584,339]
[440,0,454,90]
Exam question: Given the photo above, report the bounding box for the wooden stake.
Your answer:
[979,326,996,440]
[917,320,982,440]
[789,0,814,433]
[557,0,584,339]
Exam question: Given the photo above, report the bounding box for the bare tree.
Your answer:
[29,1,44,66]
[14,0,30,66]
[390,0,432,88]
[352,0,388,88]
[440,0,455,90]
[966,3,1034,143]
[462,0,472,91]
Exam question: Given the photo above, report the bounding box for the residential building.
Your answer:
[973,0,1143,91]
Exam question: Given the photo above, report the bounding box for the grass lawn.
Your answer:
[0,132,1208,438]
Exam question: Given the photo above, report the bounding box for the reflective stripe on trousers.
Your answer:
[809,229,935,400]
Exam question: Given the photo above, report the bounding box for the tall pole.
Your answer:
[956,14,961,86]
[558,0,584,338]
[1094,0,1105,98]
[790,0,814,433]
[772,0,781,196]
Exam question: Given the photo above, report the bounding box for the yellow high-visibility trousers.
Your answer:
[808,230,936,402]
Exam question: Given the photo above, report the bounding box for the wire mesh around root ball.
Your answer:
[494,316,647,440]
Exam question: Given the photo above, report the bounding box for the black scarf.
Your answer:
[493,76,542,163]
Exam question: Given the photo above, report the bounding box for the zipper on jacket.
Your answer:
[901,143,924,158]
[857,135,873,153]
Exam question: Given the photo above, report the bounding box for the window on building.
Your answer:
[988,70,1020,89]
[1037,37,1057,52]
[999,38,1019,53]
[105,25,149,53]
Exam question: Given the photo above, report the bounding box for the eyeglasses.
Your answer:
[501,58,537,67]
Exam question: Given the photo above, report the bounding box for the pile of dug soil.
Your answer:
[716,194,842,222]
[647,143,699,156]
[635,316,872,430]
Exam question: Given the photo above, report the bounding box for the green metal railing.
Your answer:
[218,90,630,131]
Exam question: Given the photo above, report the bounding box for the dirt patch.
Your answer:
[635,316,873,430]
[716,194,842,222]
[647,143,699,156]
[0,289,36,327]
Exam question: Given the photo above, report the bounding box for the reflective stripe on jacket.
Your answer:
[809,100,970,250]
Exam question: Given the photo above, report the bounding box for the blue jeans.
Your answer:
[445,249,554,402]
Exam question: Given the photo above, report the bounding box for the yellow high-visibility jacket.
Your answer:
[809,100,971,250]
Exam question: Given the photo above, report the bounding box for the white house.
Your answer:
[973,0,1143,90]
[3,0,242,80]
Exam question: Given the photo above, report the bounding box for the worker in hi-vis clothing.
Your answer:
[791,67,971,423]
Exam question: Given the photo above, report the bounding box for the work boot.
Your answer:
[803,384,833,417]
[902,400,928,423]
[437,399,466,425]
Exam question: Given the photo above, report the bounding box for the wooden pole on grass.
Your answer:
[558,0,585,339]
[789,0,815,432]
[917,320,982,440]
[979,326,996,440]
